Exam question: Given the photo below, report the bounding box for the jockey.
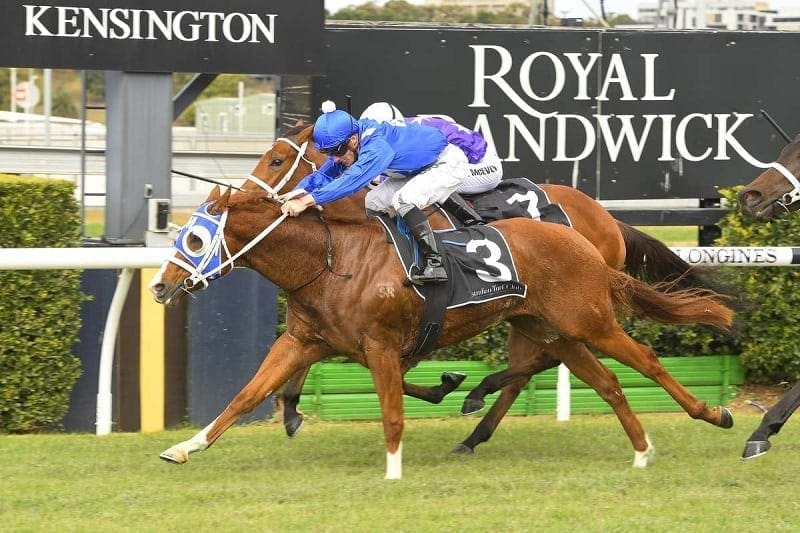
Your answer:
[359,102,504,227]
[282,101,473,285]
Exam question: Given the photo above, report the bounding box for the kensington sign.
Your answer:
[0,0,323,74]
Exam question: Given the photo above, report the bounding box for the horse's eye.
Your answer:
[187,233,205,253]
[270,158,283,167]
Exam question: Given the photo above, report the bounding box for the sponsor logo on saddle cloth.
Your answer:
[375,216,527,308]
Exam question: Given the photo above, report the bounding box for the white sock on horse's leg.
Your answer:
[385,441,402,480]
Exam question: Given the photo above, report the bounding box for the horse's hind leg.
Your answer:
[402,373,468,404]
[280,366,312,438]
[545,338,653,467]
[461,364,547,416]
[588,323,733,429]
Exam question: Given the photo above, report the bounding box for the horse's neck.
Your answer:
[243,214,383,292]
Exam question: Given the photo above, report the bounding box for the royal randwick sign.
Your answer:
[0,0,323,74]
[468,45,756,167]
[318,26,800,199]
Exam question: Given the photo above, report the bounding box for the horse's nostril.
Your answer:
[741,190,761,205]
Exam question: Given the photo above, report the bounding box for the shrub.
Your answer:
[0,175,86,432]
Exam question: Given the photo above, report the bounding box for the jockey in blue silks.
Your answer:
[359,101,504,227]
[281,101,473,285]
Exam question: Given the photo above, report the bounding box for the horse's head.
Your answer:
[740,133,800,221]
[149,184,285,305]
[149,185,234,305]
[246,121,326,196]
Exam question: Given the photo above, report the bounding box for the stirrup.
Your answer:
[409,261,448,285]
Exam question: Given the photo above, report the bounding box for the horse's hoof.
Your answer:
[441,372,467,388]
[718,406,734,429]
[461,398,485,415]
[450,443,475,455]
[159,448,187,464]
[741,440,771,460]
[285,417,304,439]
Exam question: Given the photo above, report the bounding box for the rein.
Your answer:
[170,134,350,292]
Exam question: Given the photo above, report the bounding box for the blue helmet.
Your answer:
[313,107,358,150]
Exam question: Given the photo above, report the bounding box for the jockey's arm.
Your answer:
[307,141,395,206]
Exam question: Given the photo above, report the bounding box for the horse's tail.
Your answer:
[608,268,734,331]
[617,221,724,292]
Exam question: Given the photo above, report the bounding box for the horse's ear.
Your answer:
[793,133,800,143]
[299,123,314,144]
[294,119,310,127]
[206,185,221,202]
[208,187,232,215]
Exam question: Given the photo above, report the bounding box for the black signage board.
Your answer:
[0,0,324,74]
[600,30,800,200]
[315,23,800,200]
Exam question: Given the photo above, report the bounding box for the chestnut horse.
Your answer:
[739,134,800,459]
[248,124,722,454]
[151,184,734,478]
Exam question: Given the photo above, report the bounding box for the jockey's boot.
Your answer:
[401,206,448,285]
[441,193,484,227]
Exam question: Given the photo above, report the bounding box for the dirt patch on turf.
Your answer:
[727,383,794,415]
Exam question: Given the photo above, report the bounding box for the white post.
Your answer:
[44,69,52,146]
[556,363,571,421]
[96,267,135,435]
[9,68,16,112]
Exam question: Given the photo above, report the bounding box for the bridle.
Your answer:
[168,194,289,290]
[165,134,349,292]
[736,141,800,211]
[768,159,800,210]
[246,136,318,197]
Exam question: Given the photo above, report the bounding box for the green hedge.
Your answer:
[0,175,86,432]
[624,187,800,384]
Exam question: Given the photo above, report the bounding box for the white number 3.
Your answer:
[466,239,512,282]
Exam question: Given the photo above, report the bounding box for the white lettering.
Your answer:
[714,113,754,161]
[24,5,52,36]
[596,114,658,161]
[675,114,713,161]
[597,54,636,101]
[565,52,601,100]
[642,54,675,100]
[223,13,250,44]
[173,11,200,42]
[109,9,131,40]
[554,114,595,161]
[82,7,109,38]
[519,52,564,101]
[250,14,276,43]
[56,6,81,37]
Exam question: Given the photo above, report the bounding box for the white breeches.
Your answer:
[457,145,503,195]
[365,144,470,214]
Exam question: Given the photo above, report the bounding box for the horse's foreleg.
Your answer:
[590,325,733,429]
[160,333,322,464]
[365,342,405,480]
[742,381,800,460]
